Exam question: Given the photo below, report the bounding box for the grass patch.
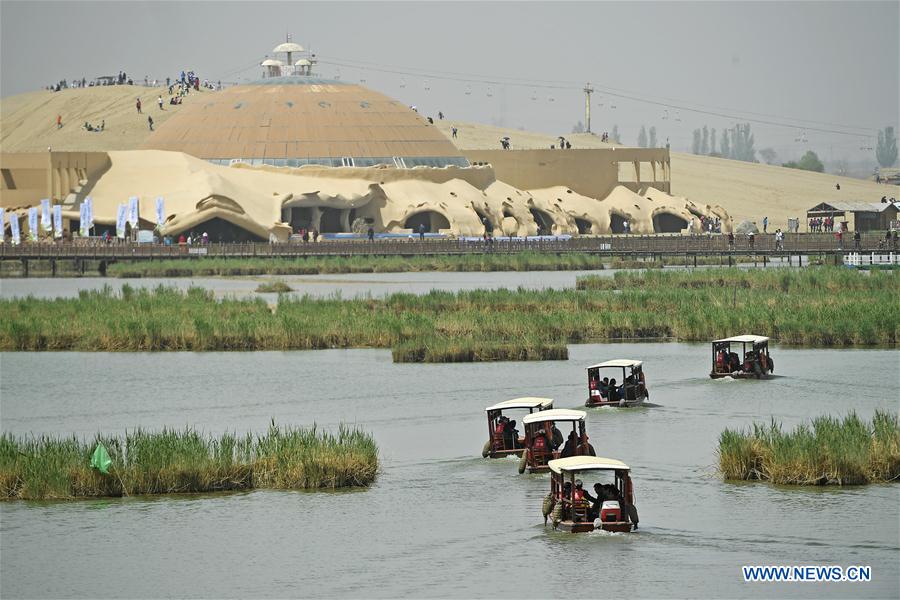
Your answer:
[718,411,900,485]
[255,280,293,293]
[0,268,896,361]
[105,252,608,278]
[0,422,378,500]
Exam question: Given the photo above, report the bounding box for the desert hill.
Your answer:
[1,86,891,226]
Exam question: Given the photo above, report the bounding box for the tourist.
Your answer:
[550,423,564,451]
[727,231,735,250]
[136,98,142,113]
[775,229,784,251]
[560,431,578,458]
[158,95,164,110]
[312,229,319,242]
[367,226,374,242]
[56,114,62,129]
[148,115,154,131]
[853,230,861,250]
[836,229,843,249]
[451,127,458,139]
[762,216,768,233]
[202,231,209,245]
[418,223,426,240]
[748,230,755,249]
[178,233,186,246]
[438,111,444,120]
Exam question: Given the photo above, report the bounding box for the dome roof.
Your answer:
[273,42,305,53]
[143,78,466,165]
[261,59,284,67]
[294,58,312,66]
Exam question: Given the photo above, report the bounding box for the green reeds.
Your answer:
[104,252,608,278]
[255,280,293,293]
[0,269,896,361]
[0,423,378,500]
[718,411,900,485]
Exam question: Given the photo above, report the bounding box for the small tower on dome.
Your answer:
[262,34,317,77]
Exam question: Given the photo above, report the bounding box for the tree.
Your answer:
[720,129,730,159]
[692,129,702,154]
[876,126,898,168]
[637,125,648,148]
[648,126,657,148]
[701,126,709,155]
[709,128,716,155]
[611,124,621,143]
[571,120,585,134]
[783,150,824,172]
[759,147,777,164]
[731,123,756,162]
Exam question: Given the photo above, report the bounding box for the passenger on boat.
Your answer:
[716,349,727,372]
[560,431,578,458]
[532,428,551,454]
[561,481,573,520]
[504,419,521,449]
[728,352,741,372]
[495,416,509,448]
[551,423,564,450]
[600,377,610,397]
[607,379,619,402]
[589,375,600,396]
[572,479,591,521]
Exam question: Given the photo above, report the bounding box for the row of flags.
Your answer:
[2,197,166,244]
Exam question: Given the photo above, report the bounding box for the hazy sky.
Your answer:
[1,1,897,162]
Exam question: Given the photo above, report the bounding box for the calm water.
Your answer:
[1,343,897,599]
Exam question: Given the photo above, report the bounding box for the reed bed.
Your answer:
[0,423,378,500]
[107,252,608,278]
[255,280,293,293]
[0,269,895,360]
[718,411,900,485]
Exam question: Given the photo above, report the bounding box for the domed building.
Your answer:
[143,77,469,170]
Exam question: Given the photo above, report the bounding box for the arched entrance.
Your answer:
[574,218,593,234]
[529,208,554,235]
[610,214,627,234]
[319,208,344,233]
[404,211,450,233]
[180,217,265,242]
[652,213,688,233]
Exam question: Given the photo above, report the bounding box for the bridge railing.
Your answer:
[0,233,895,259]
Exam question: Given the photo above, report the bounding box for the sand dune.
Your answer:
[1,85,211,153]
[434,121,890,226]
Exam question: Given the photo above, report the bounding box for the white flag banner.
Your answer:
[40,198,52,231]
[53,204,63,238]
[85,196,94,229]
[116,203,127,239]
[127,196,139,227]
[155,196,165,227]
[0,208,5,242]
[80,203,90,237]
[28,206,39,240]
[10,212,21,244]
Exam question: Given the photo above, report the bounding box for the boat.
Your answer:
[585,359,648,407]
[482,397,553,458]
[543,456,639,533]
[711,335,774,379]
[518,409,595,474]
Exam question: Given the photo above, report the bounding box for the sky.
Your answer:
[1,1,898,164]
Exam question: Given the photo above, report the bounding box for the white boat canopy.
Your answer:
[713,335,770,344]
[485,397,554,412]
[549,456,630,474]
[587,359,643,370]
[522,408,586,425]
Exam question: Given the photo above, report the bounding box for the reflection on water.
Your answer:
[1,343,897,599]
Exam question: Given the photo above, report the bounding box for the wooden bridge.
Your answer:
[0,233,896,276]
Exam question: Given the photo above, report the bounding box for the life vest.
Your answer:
[573,488,584,503]
[533,435,547,451]
[495,423,505,436]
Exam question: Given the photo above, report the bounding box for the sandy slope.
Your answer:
[0,85,210,153]
[434,120,890,225]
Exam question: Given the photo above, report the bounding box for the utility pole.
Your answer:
[583,82,594,133]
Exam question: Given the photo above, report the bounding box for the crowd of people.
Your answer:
[808,216,837,232]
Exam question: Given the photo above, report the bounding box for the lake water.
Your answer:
[1,343,897,599]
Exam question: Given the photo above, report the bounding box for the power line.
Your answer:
[316,56,878,137]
